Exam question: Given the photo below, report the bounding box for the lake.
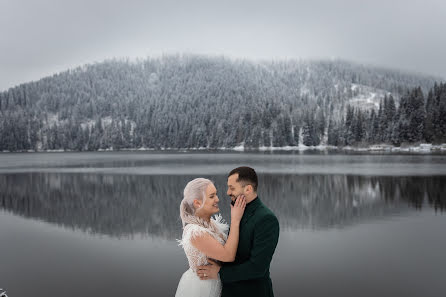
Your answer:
[0,151,445,297]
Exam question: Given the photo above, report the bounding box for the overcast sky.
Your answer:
[1,0,445,91]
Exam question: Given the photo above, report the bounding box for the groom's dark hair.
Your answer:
[228,166,258,192]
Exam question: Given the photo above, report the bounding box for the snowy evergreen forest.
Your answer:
[0,55,445,151]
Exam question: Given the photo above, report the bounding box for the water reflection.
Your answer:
[2,152,446,176]
[0,173,444,238]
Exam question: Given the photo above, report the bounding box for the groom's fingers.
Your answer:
[207,259,217,265]
[197,266,210,271]
[196,266,211,279]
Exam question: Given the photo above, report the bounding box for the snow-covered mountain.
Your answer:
[0,55,444,151]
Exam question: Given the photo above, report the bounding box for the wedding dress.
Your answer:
[175,214,228,297]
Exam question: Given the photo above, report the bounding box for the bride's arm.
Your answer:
[191,196,245,262]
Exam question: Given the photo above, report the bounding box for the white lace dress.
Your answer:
[175,214,228,297]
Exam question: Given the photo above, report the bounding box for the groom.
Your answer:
[197,166,280,297]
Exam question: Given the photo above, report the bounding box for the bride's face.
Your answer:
[195,183,220,216]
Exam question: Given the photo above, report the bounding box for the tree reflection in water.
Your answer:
[0,173,444,239]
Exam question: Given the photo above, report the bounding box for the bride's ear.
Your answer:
[193,199,201,209]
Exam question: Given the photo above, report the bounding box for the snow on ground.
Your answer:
[345,143,446,152]
[4,143,446,153]
[348,84,392,110]
[43,114,122,130]
[46,113,60,126]
[101,116,113,126]
[349,91,380,109]
[250,143,446,152]
[257,144,337,151]
[80,119,96,130]
[233,144,245,151]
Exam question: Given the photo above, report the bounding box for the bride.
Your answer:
[175,178,246,297]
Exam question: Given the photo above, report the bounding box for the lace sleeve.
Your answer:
[182,224,212,243]
[177,224,213,270]
[177,215,230,271]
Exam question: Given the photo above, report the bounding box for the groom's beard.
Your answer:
[230,195,238,206]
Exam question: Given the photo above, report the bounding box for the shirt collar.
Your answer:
[245,195,261,214]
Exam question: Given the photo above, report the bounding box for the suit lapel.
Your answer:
[241,211,255,227]
[240,197,261,227]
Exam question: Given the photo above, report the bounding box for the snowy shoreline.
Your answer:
[2,143,446,153]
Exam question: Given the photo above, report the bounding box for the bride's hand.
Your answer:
[230,194,246,223]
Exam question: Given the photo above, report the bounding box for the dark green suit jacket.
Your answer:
[219,196,280,297]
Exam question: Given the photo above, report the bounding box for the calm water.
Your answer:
[0,152,445,297]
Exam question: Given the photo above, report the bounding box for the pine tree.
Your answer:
[409,87,425,142]
[378,97,387,142]
[302,111,319,146]
[385,95,396,142]
[435,83,446,142]
[397,92,410,143]
[424,89,435,143]
[344,105,355,145]
[327,116,339,146]
[369,109,379,143]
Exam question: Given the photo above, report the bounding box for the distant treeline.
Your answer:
[0,55,443,151]
[324,84,446,147]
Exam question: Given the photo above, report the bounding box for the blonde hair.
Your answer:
[180,178,213,227]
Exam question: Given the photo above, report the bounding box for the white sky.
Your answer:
[1,0,445,91]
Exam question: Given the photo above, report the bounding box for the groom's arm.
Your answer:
[219,214,279,283]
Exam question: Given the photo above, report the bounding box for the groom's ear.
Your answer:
[245,184,253,194]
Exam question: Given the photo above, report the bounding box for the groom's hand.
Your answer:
[197,259,221,280]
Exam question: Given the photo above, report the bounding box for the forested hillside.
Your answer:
[0,55,444,151]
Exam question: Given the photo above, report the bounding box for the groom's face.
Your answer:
[227,173,245,203]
